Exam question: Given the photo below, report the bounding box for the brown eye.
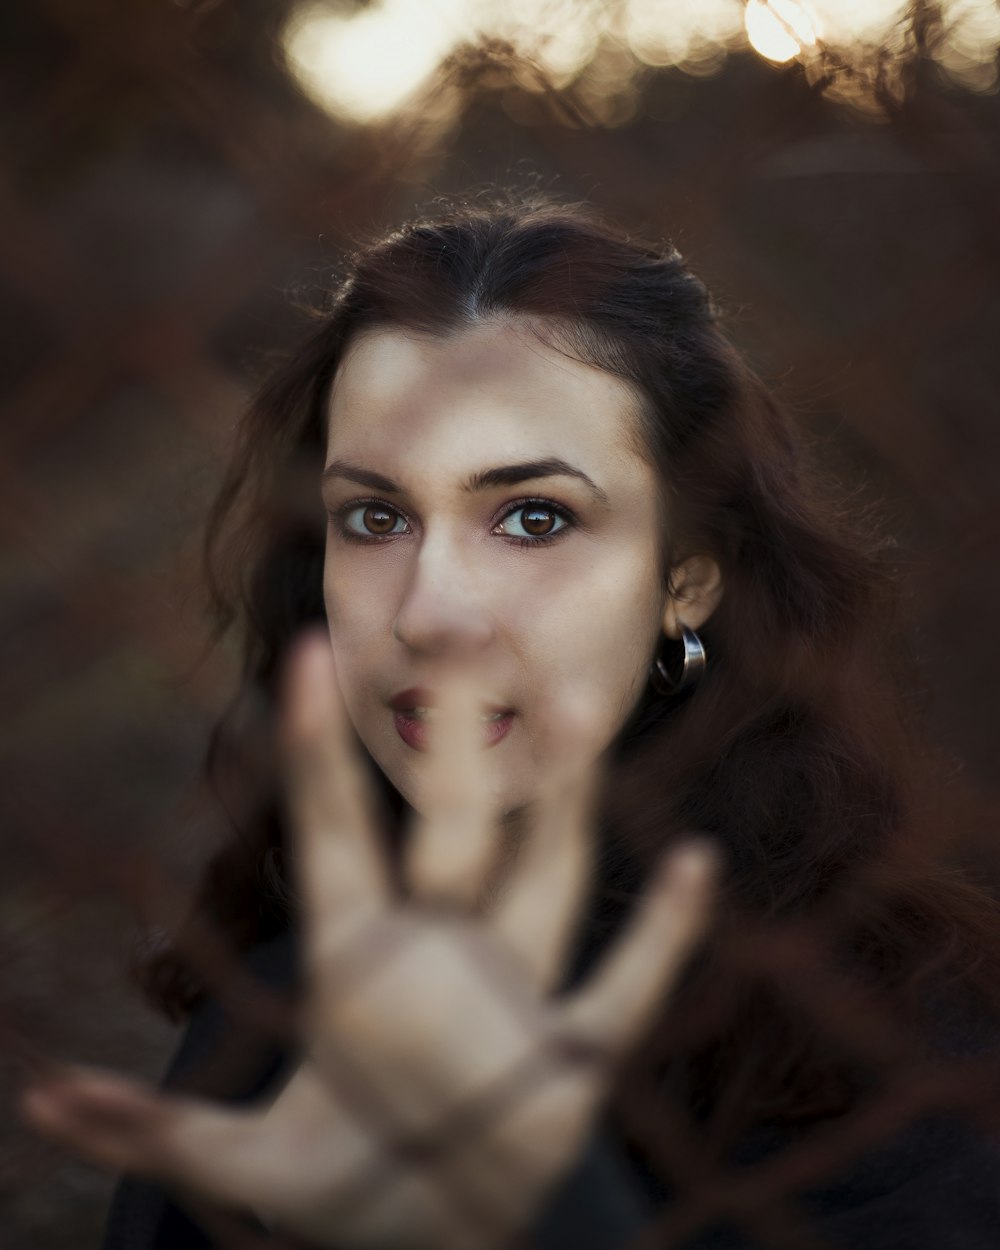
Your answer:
[339,502,407,539]
[521,507,556,536]
[363,505,397,534]
[498,502,571,542]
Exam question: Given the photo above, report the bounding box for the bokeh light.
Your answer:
[810,0,909,47]
[284,0,471,123]
[744,1,820,64]
[624,0,742,72]
[939,0,1000,92]
[281,0,1000,125]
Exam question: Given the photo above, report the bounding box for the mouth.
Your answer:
[388,688,515,751]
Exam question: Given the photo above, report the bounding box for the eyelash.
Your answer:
[330,496,577,549]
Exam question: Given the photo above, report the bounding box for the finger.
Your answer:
[556,841,717,1055]
[19,1066,264,1210]
[490,692,599,992]
[405,665,499,908]
[280,633,389,961]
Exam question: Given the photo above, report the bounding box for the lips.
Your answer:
[388,687,515,752]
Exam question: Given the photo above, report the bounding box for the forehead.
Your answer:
[325,320,650,473]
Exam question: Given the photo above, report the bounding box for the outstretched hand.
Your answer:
[21,633,715,1249]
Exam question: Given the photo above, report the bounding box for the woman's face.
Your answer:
[322,319,680,818]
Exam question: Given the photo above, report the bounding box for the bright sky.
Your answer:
[282,0,1000,123]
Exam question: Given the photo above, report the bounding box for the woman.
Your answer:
[21,196,1000,1248]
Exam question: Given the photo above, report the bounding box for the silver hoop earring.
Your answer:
[650,623,706,695]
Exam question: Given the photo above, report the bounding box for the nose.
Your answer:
[392,532,496,657]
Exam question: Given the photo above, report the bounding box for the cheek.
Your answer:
[322,557,388,720]
[516,565,663,761]
[323,544,396,640]
[557,619,654,737]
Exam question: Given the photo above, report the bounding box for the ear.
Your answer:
[662,555,723,639]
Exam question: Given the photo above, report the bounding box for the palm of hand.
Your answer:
[22,635,714,1250]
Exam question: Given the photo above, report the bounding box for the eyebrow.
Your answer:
[322,457,610,506]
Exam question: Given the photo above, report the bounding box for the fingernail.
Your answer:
[666,838,719,885]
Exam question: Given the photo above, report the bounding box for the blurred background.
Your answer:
[2,0,1000,1245]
